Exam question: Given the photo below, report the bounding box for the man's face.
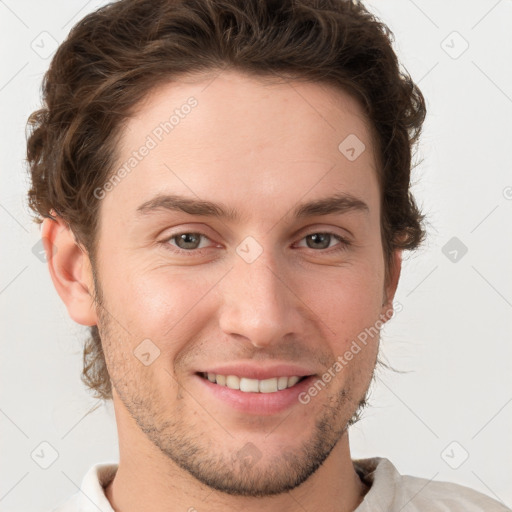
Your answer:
[91,70,398,496]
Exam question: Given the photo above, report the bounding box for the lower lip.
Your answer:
[195,374,315,416]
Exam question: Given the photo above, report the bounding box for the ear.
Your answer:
[380,249,402,322]
[41,216,98,326]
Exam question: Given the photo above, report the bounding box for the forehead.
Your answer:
[102,69,379,226]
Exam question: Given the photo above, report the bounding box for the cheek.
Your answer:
[298,262,384,345]
[107,264,214,351]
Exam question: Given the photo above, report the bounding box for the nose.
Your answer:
[217,246,306,349]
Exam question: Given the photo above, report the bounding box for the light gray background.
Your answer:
[1,0,511,510]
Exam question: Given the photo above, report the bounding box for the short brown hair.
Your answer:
[26,0,427,401]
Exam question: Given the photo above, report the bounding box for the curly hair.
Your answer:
[26,0,427,401]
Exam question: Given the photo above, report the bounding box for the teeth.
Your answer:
[203,373,305,393]
[240,378,259,392]
[259,378,278,393]
[288,376,300,387]
[226,375,240,390]
[277,376,288,390]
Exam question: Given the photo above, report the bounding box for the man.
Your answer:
[26,0,509,510]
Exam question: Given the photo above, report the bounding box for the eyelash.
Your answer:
[159,231,351,256]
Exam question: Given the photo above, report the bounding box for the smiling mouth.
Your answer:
[198,372,309,393]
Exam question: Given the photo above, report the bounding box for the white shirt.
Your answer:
[51,457,511,511]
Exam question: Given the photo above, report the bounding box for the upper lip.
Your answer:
[196,363,316,380]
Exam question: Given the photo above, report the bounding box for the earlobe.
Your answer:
[41,216,98,326]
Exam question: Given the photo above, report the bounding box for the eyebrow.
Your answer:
[135,192,369,221]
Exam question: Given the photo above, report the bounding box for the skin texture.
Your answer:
[43,69,402,512]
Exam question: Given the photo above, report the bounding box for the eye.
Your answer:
[163,232,213,252]
[296,232,350,252]
[159,230,351,256]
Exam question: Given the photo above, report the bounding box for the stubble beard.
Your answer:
[93,271,374,497]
